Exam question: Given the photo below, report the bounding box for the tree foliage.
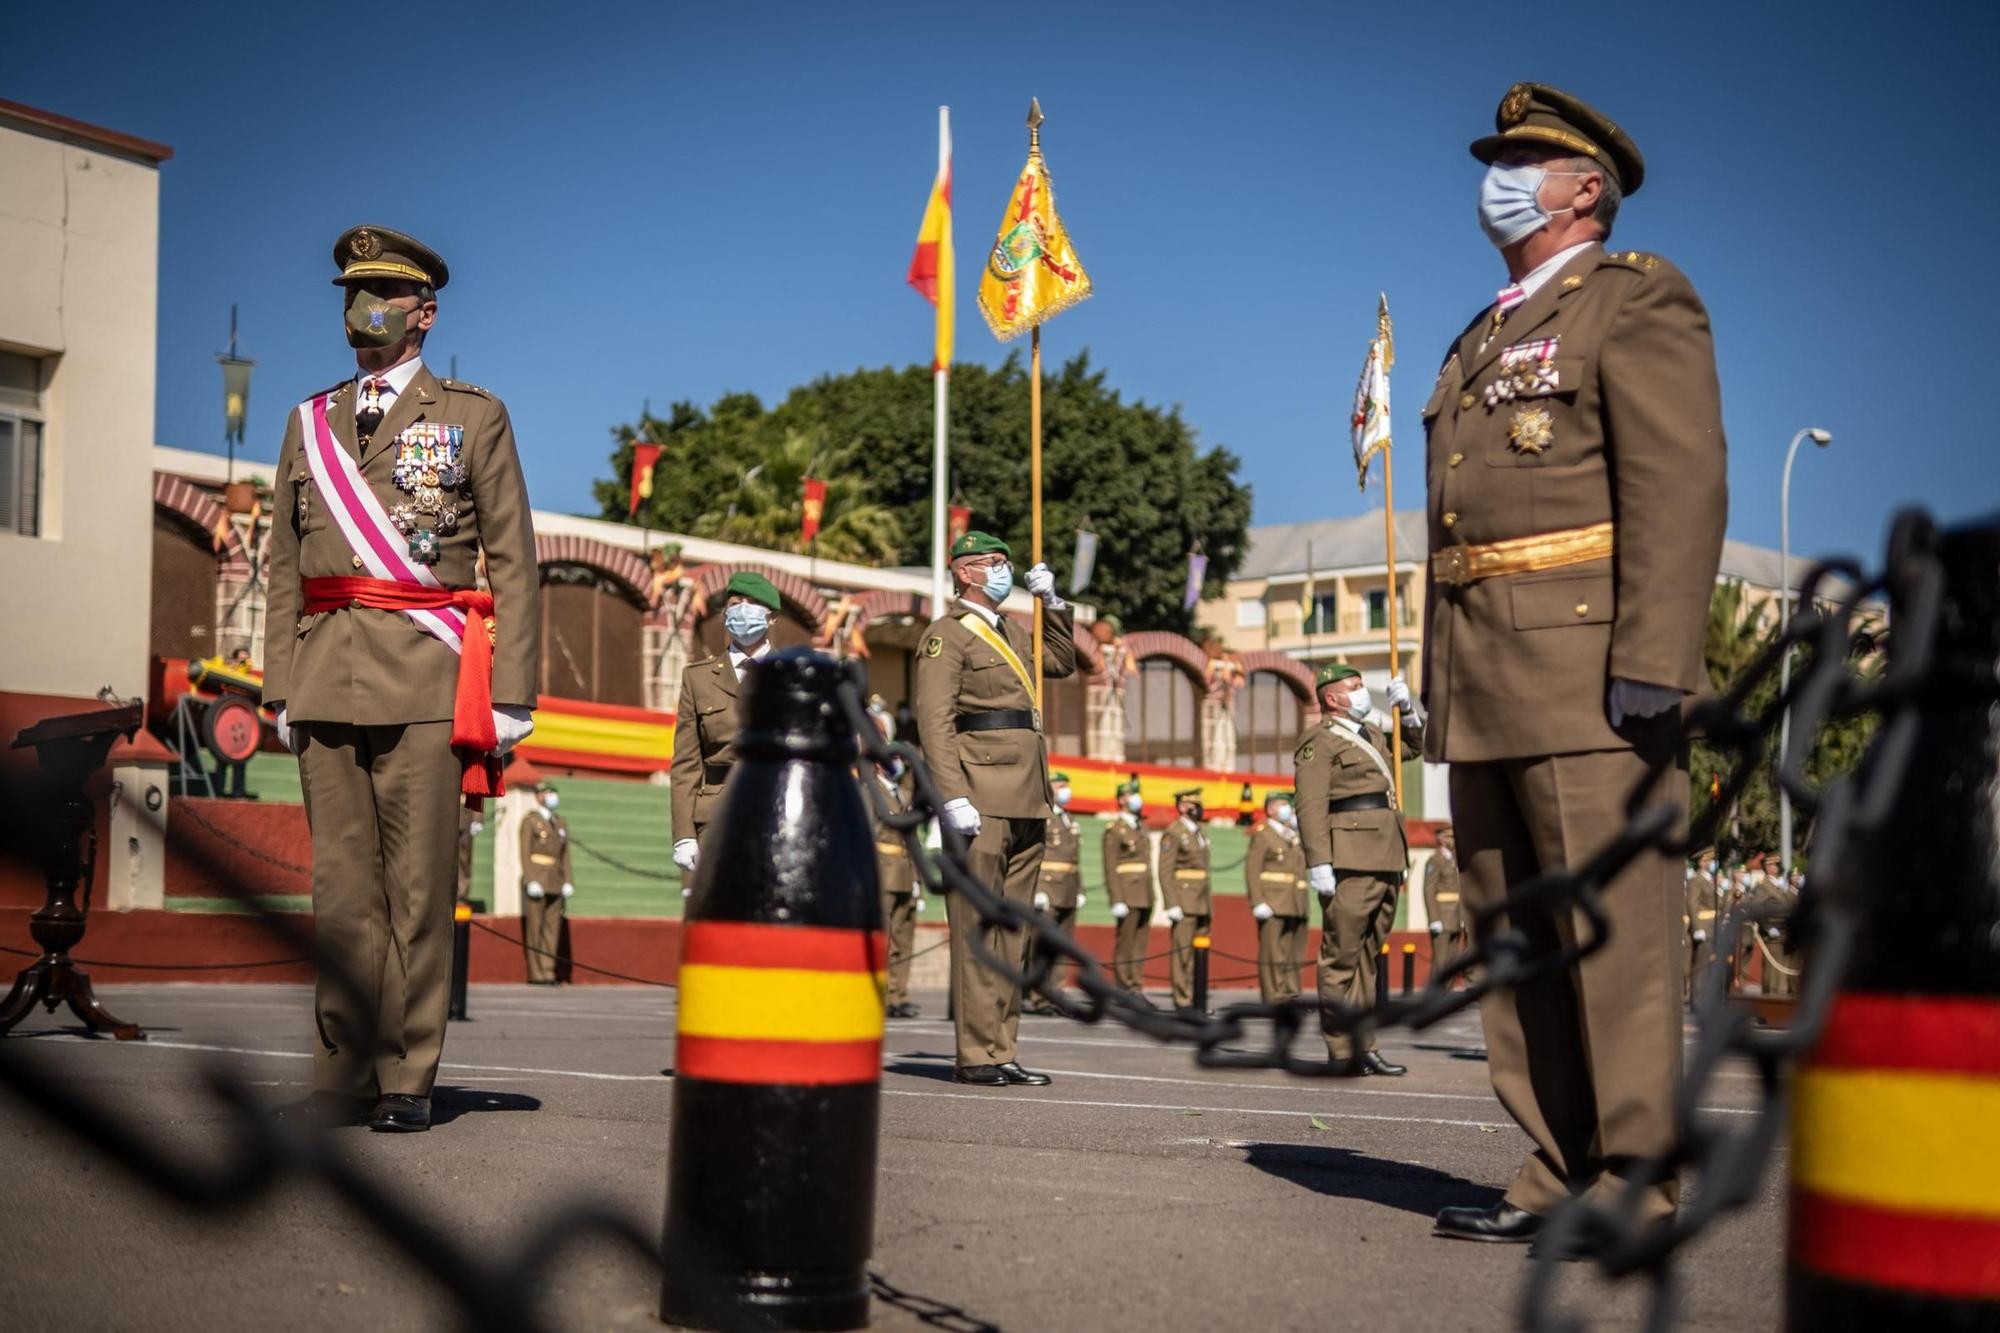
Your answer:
[592,353,1253,631]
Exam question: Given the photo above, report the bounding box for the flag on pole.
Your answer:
[977,123,1092,341]
[907,108,955,373]
[628,441,662,517]
[947,501,972,548]
[1300,540,1316,632]
[1183,544,1209,611]
[802,477,827,545]
[1070,523,1098,595]
[1351,293,1394,492]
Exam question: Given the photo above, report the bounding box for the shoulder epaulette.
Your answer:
[1599,249,1664,272]
[298,379,350,405]
[439,378,494,398]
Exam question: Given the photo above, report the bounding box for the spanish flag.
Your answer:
[907,107,954,374]
[977,106,1092,341]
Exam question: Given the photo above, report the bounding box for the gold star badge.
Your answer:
[1508,406,1555,455]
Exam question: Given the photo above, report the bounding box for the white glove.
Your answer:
[1034,891,1052,912]
[1429,921,1443,935]
[1309,864,1336,896]
[493,704,535,752]
[1607,679,1683,727]
[1692,929,1708,943]
[468,819,484,837]
[1386,675,1413,712]
[943,798,982,836]
[1251,902,1274,922]
[1076,892,1086,908]
[1165,906,1185,924]
[273,706,300,755]
[1024,562,1064,607]
[560,882,574,898]
[913,893,926,914]
[525,883,545,900]
[1111,902,1130,920]
[673,839,699,872]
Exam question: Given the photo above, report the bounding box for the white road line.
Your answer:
[879,1087,1517,1130]
[43,1036,662,1084]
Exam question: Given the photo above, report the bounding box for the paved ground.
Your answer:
[0,984,1785,1331]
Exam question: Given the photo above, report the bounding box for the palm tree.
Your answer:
[691,430,901,565]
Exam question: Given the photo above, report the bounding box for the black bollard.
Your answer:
[1787,515,2000,1330]
[448,901,471,1022]
[1191,932,1210,1013]
[1376,941,1392,1013]
[1401,942,1416,996]
[662,650,883,1332]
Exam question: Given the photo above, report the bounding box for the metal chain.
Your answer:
[172,800,313,878]
[567,830,681,883]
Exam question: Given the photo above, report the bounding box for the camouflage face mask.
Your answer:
[345,285,410,348]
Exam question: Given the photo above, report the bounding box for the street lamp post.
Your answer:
[1779,426,1832,879]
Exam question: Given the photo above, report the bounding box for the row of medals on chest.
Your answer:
[1476,337,1559,457]
[299,422,467,564]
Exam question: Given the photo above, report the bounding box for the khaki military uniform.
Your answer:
[455,807,479,905]
[1685,870,1719,1000]
[1027,808,1083,1006]
[1158,818,1212,1010]
[913,601,1075,1069]
[872,773,920,1008]
[519,806,571,984]
[1295,710,1424,1059]
[1736,875,1798,999]
[672,647,767,846]
[264,364,539,1100]
[1423,848,1468,984]
[1102,816,1155,992]
[1244,821,1308,1002]
[1422,242,1727,1224]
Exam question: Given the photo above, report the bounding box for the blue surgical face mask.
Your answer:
[983,563,1014,602]
[1053,786,1071,807]
[1477,163,1578,249]
[724,603,770,645]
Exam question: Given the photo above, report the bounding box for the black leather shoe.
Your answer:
[367,1094,432,1132]
[1433,1202,1542,1243]
[1363,1051,1407,1076]
[953,1064,1008,1086]
[886,1002,921,1019]
[274,1092,372,1128]
[995,1061,1051,1086]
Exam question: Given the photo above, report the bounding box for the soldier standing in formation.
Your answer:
[265,225,540,1132]
[868,712,923,1020]
[1025,772,1083,1015]
[518,783,572,985]
[455,807,482,906]
[1295,663,1423,1076]
[1685,850,1720,1002]
[1737,856,1798,998]
[1157,788,1213,1015]
[913,531,1072,1086]
[1423,83,1728,1247]
[1244,790,1307,1003]
[1103,779,1155,996]
[671,571,783,885]
[1423,824,1467,986]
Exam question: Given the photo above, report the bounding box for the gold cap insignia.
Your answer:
[350,228,383,261]
[1500,83,1534,127]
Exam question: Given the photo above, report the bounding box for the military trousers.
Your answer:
[1752,932,1800,999]
[1432,927,1471,987]
[1112,907,1151,992]
[1026,904,1077,1009]
[882,890,918,1006]
[1169,911,1212,1010]
[1686,933,1716,1003]
[1257,915,1306,1003]
[1451,743,1687,1224]
[297,720,462,1098]
[947,816,1043,1068]
[1320,873,1400,1060]
[522,890,564,984]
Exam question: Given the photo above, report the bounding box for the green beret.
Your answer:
[1100,613,1123,632]
[331,224,449,289]
[1265,790,1293,808]
[1316,662,1360,687]
[1471,81,1645,197]
[1174,787,1201,802]
[724,571,781,611]
[1051,772,1071,784]
[950,530,1011,560]
[1116,779,1141,798]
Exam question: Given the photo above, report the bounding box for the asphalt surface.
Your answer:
[0,984,1786,1331]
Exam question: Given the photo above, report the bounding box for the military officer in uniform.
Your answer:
[1423,824,1468,987]
[671,571,782,884]
[1685,850,1720,1002]
[1245,791,1308,1003]
[870,734,923,1020]
[264,225,540,1132]
[1157,788,1212,1014]
[1025,772,1083,1015]
[518,783,572,985]
[1103,780,1155,995]
[1737,856,1797,998]
[1295,664,1423,1075]
[1423,84,1728,1246]
[913,531,1073,1086]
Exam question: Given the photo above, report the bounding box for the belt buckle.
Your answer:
[1032,707,1043,732]
[1436,547,1472,588]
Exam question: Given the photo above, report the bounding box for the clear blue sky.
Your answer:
[8,1,1995,565]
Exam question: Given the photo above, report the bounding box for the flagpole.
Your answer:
[1027,100,1046,710]
[1381,449,1404,810]
[930,105,951,620]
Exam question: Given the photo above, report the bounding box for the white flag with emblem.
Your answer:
[1351,292,1393,492]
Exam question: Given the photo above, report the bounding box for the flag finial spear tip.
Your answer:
[1027,97,1043,129]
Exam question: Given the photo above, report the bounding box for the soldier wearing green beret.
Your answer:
[1295,662,1424,1075]
[264,224,540,1133]
[671,570,784,881]
[913,532,1075,1086]
[1426,82,1727,1249]
[1024,770,1083,1015]
[1157,787,1213,1013]
[518,782,572,985]
[1245,790,1308,1003]
[1102,779,1155,994]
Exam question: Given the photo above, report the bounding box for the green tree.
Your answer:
[691,429,900,564]
[591,353,1252,632]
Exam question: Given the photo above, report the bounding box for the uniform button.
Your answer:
[1459,393,1476,410]
[1449,452,1465,468]
[1574,602,1590,616]
[351,555,365,569]
[1442,511,1458,528]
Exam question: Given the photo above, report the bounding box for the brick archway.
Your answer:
[154,473,248,575]
[849,587,928,639]
[535,533,652,605]
[1235,650,1315,701]
[681,562,828,634]
[1122,630,1211,691]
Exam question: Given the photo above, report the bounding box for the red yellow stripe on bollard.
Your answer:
[676,922,888,1086]
[1791,992,2000,1299]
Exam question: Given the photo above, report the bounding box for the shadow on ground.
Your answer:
[1242,1141,1504,1218]
[430,1086,540,1126]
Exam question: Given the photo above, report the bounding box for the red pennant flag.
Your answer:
[802,477,827,545]
[629,442,662,517]
[947,503,971,548]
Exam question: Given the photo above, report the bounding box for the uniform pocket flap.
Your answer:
[1332,811,1390,833]
[961,746,1020,766]
[1421,376,1452,421]
[1511,572,1614,629]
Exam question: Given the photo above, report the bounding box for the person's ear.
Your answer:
[413,300,438,334]
[1571,170,1603,219]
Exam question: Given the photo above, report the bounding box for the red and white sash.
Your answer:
[298,391,466,652]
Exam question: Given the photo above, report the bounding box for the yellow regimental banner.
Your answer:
[976,144,1092,341]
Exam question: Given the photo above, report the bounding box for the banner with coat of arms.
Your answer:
[977,143,1092,340]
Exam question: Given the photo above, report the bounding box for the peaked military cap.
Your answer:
[1316,662,1360,687]
[950,530,1011,560]
[331,225,450,289]
[724,570,782,611]
[1470,82,1645,197]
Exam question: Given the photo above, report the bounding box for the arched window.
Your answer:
[539,563,646,705]
[1126,659,1201,768]
[1234,671,1305,777]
